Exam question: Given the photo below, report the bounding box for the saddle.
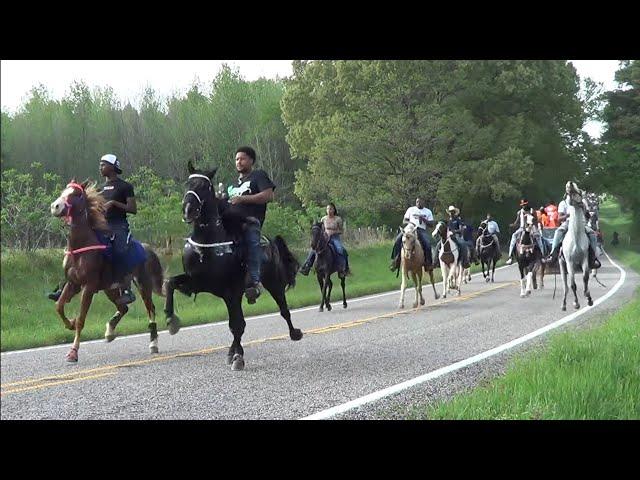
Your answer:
[111,234,147,274]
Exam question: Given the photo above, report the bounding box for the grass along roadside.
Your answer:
[407,199,640,419]
[1,242,504,352]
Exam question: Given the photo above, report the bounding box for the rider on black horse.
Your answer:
[48,153,138,305]
[220,146,276,304]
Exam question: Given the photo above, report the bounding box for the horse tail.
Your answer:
[273,235,299,290]
[143,244,165,297]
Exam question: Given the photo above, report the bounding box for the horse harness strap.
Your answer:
[186,237,235,263]
[65,245,108,256]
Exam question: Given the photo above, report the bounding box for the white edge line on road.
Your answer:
[300,250,626,420]
[3,264,513,356]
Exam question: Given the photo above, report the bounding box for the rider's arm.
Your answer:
[109,196,137,214]
[235,188,274,205]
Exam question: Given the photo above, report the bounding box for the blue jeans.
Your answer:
[244,222,262,285]
[330,235,349,270]
[550,223,598,254]
[452,234,469,266]
[109,220,131,281]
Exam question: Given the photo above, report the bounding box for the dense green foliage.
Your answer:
[282,60,595,225]
[1,65,301,205]
[586,60,640,222]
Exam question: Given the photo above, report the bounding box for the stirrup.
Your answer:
[245,282,263,304]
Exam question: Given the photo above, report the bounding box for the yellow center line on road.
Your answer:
[1,280,518,396]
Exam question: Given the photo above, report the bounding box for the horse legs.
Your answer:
[481,258,489,282]
[326,276,333,311]
[55,282,81,331]
[526,271,533,296]
[103,287,129,343]
[224,293,246,371]
[415,270,425,307]
[560,260,568,311]
[571,271,580,309]
[539,263,545,289]
[519,264,527,298]
[137,276,159,353]
[399,263,407,308]
[262,280,303,341]
[440,262,449,299]
[427,268,439,300]
[163,273,190,335]
[583,261,593,306]
[340,275,347,309]
[491,257,496,283]
[317,271,328,312]
[66,285,97,363]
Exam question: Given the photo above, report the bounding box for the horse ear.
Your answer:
[81,178,90,189]
[187,161,196,174]
[205,168,217,180]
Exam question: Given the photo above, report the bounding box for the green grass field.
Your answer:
[409,199,640,419]
[1,241,499,351]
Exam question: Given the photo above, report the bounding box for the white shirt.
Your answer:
[486,220,500,234]
[404,206,434,230]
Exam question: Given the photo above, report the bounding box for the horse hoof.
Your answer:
[526,290,532,296]
[167,315,181,335]
[326,304,332,311]
[65,349,78,363]
[486,277,490,283]
[149,345,159,354]
[434,294,440,300]
[226,353,234,366]
[420,298,425,306]
[105,333,116,343]
[520,293,526,298]
[562,305,566,311]
[231,354,245,371]
[343,303,347,309]
[413,302,418,308]
[574,303,580,310]
[290,329,303,341]
[588,298,593,306]
[319,307,324,312]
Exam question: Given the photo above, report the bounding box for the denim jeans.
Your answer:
[392,229,432,263]
[109,220,130,281]
[244,222,262,285]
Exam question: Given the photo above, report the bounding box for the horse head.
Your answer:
[183,161,218,225]
[310,222,328,252]
[402,222,418,259]
[51,178,92,223]
[565,181,585,209]
[432,220,447,240]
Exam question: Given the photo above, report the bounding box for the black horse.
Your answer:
[310,222,348,312]
[163,162,302,371]
[476,228,500,283]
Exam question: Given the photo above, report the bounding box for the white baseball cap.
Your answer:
[100,153,122,173]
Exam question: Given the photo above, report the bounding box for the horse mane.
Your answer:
[84,183,109,231]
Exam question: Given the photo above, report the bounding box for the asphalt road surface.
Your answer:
[1,252,636,420]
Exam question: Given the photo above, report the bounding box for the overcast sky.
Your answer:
[0,60,623,138]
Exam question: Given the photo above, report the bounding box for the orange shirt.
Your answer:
[544,205,559,227]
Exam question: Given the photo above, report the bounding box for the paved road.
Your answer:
[1,253,636,419]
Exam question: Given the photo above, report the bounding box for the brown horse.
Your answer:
[50,179,164,362]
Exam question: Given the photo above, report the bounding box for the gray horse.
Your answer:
[559,181,593,311]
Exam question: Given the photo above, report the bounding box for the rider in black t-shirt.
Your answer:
[221,146,276,304]
[48,154,138,305]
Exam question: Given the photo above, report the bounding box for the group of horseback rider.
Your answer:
[49,150,602,306]
[49,146,279,306]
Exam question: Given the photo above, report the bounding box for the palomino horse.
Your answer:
[515,213,542,298]
[397,223,439,308]
[309,221,348,312]
[432,221,462,298]
[476,226,500,283]
[50,180,164,362]
[163,162,302,371]
[559,181,593,311]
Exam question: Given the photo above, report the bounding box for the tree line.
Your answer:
[3,60,634,251]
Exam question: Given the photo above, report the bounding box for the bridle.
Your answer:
[183,174,214,227]
[311,224,329,254]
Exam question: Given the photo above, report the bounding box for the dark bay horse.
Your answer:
[515,214,542,298]
[476,228,500,283]
[163,162,302,371]
[309,222,348,312]
[50,180,164,362]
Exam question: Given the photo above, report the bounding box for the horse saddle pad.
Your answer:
[114,238,147,272]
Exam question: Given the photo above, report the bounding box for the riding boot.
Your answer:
[245,281,263,304]
[47,283,63,302]
[588,247,602,269]
[116,278,136,305]
[389,254,400,272]
[299,260,313,276]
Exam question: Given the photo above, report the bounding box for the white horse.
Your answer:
[432,221,463,298]
[559,181,593,311]
[398,223,425,309]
